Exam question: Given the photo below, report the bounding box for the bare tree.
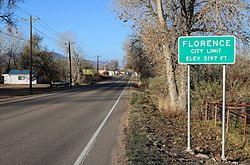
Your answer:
[58,31,77,53]
[0,0,23,28]
[108,60,119,71]
[113,0,250,111]
[0,29,23,73]
[72,44,85,83]
[123,35,153,79]
[0,32,10,73]
[58,31,85,83]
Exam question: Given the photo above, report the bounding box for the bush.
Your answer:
[190,56,250,117]
[191,82,222,118]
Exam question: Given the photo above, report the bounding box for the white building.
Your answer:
[3,70,37,84]
[108,71,115,77]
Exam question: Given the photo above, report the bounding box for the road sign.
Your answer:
[178,36,235,64]
[83,69,93,75]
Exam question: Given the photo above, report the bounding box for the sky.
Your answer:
[14,0,132,66]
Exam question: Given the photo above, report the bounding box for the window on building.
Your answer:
[18,76,25,80]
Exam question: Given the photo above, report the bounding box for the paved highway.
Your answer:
[0,76,130,165]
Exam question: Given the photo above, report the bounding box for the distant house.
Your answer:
[108,71,115,77]
[3,70,37,84]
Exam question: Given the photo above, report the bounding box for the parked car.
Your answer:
[51,80,70,87]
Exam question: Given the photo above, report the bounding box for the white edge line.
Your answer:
[73,78,130,165]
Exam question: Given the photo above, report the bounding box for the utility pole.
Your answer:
[68,41,72,87]
[23,15,39,94]
[96,55,100,75]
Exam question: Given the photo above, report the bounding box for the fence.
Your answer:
[205,102,250,147]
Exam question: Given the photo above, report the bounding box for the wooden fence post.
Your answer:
[242,113,247,148]
[214,105,217,128]
[226,109,230,133]
[205,102,208,121]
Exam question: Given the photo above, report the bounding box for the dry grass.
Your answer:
[0,84,50,89]
[0,84,69,101]
[125,88,250,164]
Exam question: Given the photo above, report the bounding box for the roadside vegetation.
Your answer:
[111,1,250,163]
[123,80,250,164]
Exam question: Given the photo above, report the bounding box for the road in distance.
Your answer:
[0,76,130,165]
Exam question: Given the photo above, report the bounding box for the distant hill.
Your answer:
[52,52,66,59]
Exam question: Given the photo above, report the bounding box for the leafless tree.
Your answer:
[123,35,153,79]
[72,44,85,83]
[112,0,250,111]
[0,29,23,73]
[58,31,87,84]
[0,0,23,28]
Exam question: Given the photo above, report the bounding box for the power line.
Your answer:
[15,6,69,42]
[0,30,29,42]
[32,25,65,46]
[2,4,80,57]
[14,15,66,48]
[15,6,39,18]
[0,5,65,52]
[12,16,67,52]
[0,29,63,52]
[38,19,69,42]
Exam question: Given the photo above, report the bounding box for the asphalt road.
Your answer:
[0,76,130,165]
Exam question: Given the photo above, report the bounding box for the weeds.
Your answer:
[124,90,250,164]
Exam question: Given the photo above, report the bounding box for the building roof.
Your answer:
[8,70,31,75]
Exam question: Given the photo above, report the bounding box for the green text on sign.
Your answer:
[178,36,235,64]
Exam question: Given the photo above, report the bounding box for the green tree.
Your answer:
[19,34,61,86]
[19,34,43,69]
[34,51,60,87]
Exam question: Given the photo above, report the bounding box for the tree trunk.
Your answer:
[178,65,187,111]
[156,0,179,111]
[163,44,179,110]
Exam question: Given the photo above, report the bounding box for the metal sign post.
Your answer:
[221,64,226,160]
[178,36,235,159]
[186,64,192,152]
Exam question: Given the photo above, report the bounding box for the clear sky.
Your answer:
[15,0,132,66]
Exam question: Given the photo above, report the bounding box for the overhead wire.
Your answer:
[3,4,93,60]
[38,19,69,42]
[0,29,61,53]
[16,5,70,42]
[14,5,70,48]
[12,14,66,49]
[0,30,29,42]
[32,26,66,46]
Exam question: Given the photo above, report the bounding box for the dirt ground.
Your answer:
[0,84,50,88]
[124,91,250,165]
